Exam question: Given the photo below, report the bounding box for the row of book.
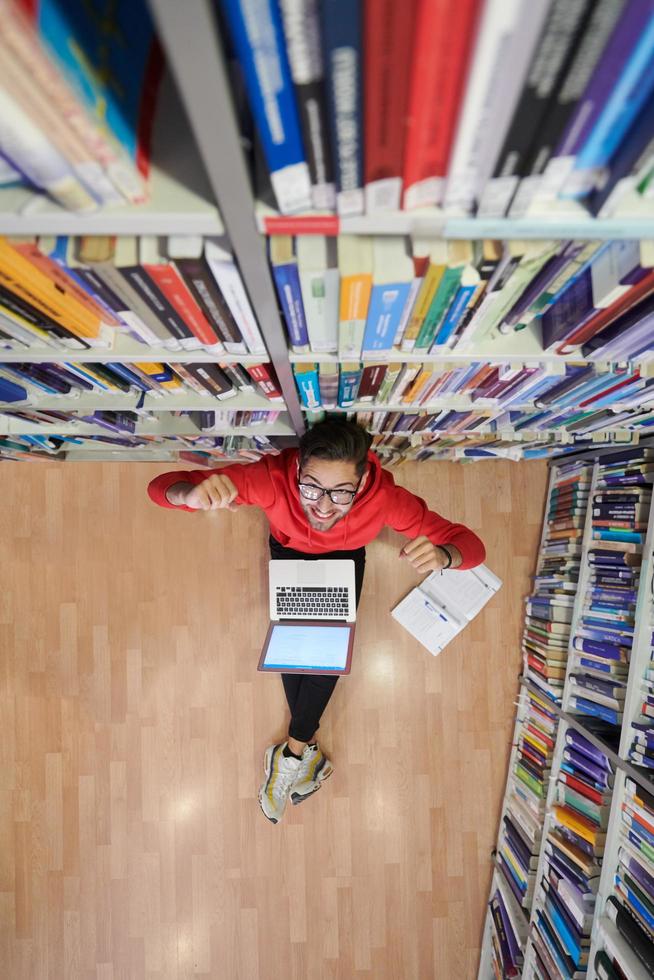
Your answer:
[527,723,615,979]
[0,236,269,357]
[1,408,282,435]
[0,0,161,211]
[626,626,654,774]
[0,431,286,462]
[273,236,654,360]
[593,777,654,977]
[496,687,558,919]
[293,360,654,414]
[224,0,654,218]
[487,871,528,980]
[523,460,594,703]
[568,449,653,730]
[0,359,282,404]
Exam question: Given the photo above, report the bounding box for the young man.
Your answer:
[147,420,485,823]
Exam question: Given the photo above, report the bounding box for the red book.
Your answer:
[559,772,605,807]
[402,0,481,210]
[246,363,284,402]
[143,264,221,348]
[556,268,654,354]
[363,0,417,212]
[578,373,640,408]
[357,363,388,401]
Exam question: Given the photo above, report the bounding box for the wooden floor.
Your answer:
[0,457,548,979]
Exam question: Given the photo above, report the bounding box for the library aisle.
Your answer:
[0,457,546,979]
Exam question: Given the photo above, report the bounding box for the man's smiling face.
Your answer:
[297,457,368,532]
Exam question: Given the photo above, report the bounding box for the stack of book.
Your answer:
[222,0,654,220]
[593,776,654,977]
[498,687,559,918]
[488,875,528,979]
[0,0,162,211]
[528,726,613,978]
[0,236,269,358]
[0,430,285,462]
[276,237,654,359]
[0,407,282,433]
[627,625,654,774]
[523,460,593,702]
[0,359,282,404]
[568,448,653,729]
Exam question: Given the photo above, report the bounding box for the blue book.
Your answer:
[431,282,477,348]
[293,363,321,409]
[535,912,573,977]
[220,0,311,214]
[337,363,362,407]
[269,241,310,350]
[571,695,622,726]
[543,894,583,965]
[319,0,364,216]
[361,281,411,353]
[104,363,152,394]
[593,529,644,543]
[566,12,654,197]
[0,376,28,402]
[616,874,654,932]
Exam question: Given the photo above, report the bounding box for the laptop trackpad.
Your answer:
[296,562,326,585]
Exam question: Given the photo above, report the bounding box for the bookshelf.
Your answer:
[2,2,654,463]
[477,441,654,979]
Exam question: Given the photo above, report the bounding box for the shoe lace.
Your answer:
[275,760,300,796]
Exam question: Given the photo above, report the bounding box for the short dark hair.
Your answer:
[299,419,373,478]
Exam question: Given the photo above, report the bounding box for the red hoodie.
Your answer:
[147,448,486,568]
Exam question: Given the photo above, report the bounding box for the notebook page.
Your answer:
[421,565,502,621]
[391,589,461,656]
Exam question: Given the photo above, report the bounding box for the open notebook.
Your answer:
[392,564,502,656]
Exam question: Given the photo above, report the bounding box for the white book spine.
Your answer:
[0,85,97,213]
[442,0,523,214]
[204,244,265,355]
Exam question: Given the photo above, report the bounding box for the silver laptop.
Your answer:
[269,559,357,622]
[258,560,357,675]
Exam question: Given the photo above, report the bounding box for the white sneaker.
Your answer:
[290,742,333,805]
[258,742,301,824]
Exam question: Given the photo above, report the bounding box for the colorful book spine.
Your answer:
[220,0,312,214]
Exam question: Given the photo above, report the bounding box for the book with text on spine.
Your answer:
[278,0,335,211]
[392,564,501,657]
[320,0,364,216]
[220,0,311,214]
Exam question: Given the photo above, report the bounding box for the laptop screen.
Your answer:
[261,623,352,672]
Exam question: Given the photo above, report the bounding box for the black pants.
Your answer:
[268,534,366,743]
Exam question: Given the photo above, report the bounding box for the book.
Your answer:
[391,564,501,657]
[360,238,414,355]
[442,0,524,214]
[401,0,481,210]
[278,0,335,211]
[337,361,363,407]
[296,235,339,353]
[269,236,310,352]
[220,0,311,214]
[320,0,364,216]
[363,0,416,212]
[337,235,373,358]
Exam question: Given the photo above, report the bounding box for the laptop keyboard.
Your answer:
[275,586,349,619]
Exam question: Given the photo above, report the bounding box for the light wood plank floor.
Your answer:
[0,458,548,979]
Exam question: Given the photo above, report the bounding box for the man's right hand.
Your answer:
[174,474,240,511]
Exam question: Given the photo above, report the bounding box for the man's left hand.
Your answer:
[400,536,452,573]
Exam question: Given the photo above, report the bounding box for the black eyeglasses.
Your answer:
[297,479,361,506]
